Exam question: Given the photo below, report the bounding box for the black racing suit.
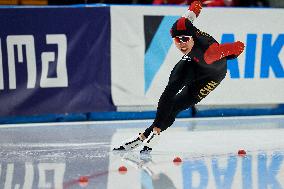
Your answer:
[143,29,227,137]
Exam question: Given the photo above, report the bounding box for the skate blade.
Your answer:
[113,146,126,151]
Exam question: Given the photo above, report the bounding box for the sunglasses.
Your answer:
[173,36,192,44]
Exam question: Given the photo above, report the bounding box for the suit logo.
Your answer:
[182,55,191,61]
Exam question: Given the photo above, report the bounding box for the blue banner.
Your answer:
[0,6,115,116]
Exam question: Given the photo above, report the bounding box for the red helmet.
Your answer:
[170,17,197,38]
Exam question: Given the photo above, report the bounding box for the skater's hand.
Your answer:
[235,41,245,55]
[189,1,202,17]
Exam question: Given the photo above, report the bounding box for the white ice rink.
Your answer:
[0,115,284,189]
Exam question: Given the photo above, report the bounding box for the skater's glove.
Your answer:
[189,1,202,17]
[182,1,202,22]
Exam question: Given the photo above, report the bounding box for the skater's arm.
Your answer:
[182,1,202,23]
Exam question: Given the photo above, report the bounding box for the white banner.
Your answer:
[111,6,284,106]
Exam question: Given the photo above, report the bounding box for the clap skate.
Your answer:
[140,130,161,154]
[113,134,143,151]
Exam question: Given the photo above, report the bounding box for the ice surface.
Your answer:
[0,115,284,189]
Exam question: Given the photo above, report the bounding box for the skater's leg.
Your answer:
[140,85,197,153]
[146,73,226,135]
[140,65,226,152]
[152,78,189,130]
[114,61,192,151]
[159,84,200,131]
[147,61,195,135]
[141,85,196,140]
[140,73,226,153]
[141,84,187,139]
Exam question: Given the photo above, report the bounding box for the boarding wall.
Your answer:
[111,6,284,107]
[0,5,283,120]
[0,6,114,117]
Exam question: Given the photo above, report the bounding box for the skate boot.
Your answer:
[140,130,160,154]
[113,134,143,151]
[204,41,245,64]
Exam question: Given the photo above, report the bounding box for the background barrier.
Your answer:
[111,6,284,106]
[0,6,114,118]
[0,5,283,123]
